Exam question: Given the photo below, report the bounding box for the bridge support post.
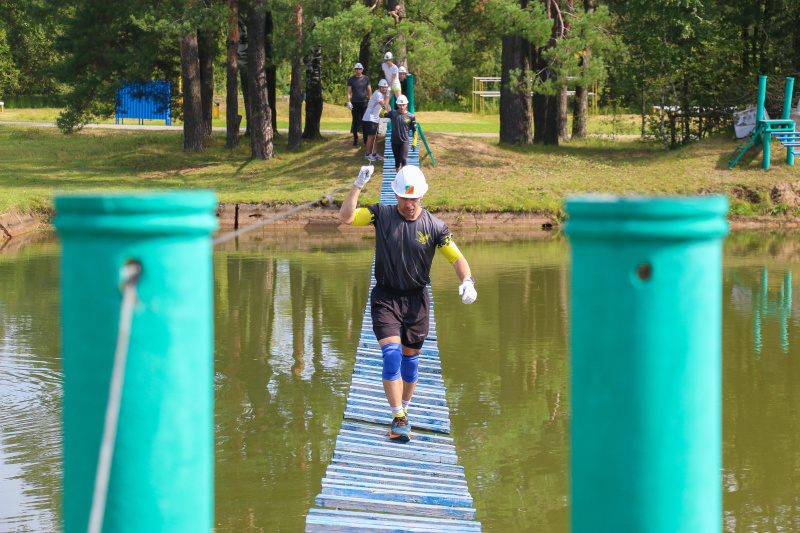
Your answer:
[55,192,218,532]
[565,196,728,533]
[782,77,795,166]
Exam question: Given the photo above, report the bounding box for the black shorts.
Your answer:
[363,121,378,136]
[370,284,430,350]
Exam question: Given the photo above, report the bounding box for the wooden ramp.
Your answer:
[305,129,482,531]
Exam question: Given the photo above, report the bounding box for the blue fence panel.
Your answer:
[116,81,172,126]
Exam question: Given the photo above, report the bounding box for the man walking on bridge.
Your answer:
[339,166,477,442]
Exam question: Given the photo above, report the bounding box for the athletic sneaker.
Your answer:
[365,154,374,161]
[373,153,384,161]
[389,415,410,442]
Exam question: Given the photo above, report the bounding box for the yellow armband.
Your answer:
[437,236,463,265]
[352,208,375,226]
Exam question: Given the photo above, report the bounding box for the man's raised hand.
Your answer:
[354,165,374,189]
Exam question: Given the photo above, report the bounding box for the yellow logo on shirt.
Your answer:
[416,231,431,245]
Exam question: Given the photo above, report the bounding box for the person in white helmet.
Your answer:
[338,165,477,442]
[381,52,401,108]
[362,79,390,161]
[381,94,416,172]
[346,62,372,147]
[398,65,409,106]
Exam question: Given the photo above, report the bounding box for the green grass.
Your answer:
[0,103,641,135]
[1,123,798,219]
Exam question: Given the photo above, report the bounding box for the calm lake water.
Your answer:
[0,230,798,532]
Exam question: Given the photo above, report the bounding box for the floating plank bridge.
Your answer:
[305,129,481,532]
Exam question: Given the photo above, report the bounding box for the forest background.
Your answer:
[1,0,799,159]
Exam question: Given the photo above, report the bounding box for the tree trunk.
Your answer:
[287,2,303,150]
[558,85,569,140]
[226,0,240,149]
[265,10,277,134]
[181,30,204,152]
[198,26,215,141]
[246,1,274,159]
[571,0,593,139]
[533,0,560,146]
[358,33,371,77]
[238,15,250,136]
[302,45,323,139]
[499,34,532,144]
[572,85,588,138]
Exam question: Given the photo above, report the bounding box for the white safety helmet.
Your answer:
[392,166,428,198]
[383,52,393,61]
[354,62,363,69]
[396,95,409,105]
[398,66,408,74]
[378,79,389,87]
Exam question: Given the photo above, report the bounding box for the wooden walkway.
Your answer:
[305,129,482,532]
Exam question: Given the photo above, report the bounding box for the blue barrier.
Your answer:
[116,81,172,126]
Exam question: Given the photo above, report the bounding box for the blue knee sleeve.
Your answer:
[401,354,419,383]
[381,343,402,380]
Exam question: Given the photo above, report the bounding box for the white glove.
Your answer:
[347,102,353,110]
[353,164,374,188]
[458,278,477,304]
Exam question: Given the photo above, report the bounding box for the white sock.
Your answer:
[401,400,410,412]
[391,405,404,417]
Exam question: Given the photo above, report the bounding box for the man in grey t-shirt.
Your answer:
[338,165,478,441]
[346,63,372,147]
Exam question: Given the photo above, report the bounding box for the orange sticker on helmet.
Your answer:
[405,185,414,194]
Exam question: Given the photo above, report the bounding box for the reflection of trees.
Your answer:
[434,240,571,531]
[722,266,800,532]
[0,245,62,530]
[212,246,374,530]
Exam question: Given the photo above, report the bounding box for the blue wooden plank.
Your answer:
[306,516,476,533]
[320,484,473,507]
[344,401,451,428]
[346,396,450,419]
[321,477,470,496]
[332,449,463,470]
[336,434,457,456]
[317,490,474,513]
[341,422,455,445]
[307,509,481,531]
[329,460,466,480]
[347,387,449,406]
[326,465,468,487]
[335,437,456,463]
[349,378,447,397]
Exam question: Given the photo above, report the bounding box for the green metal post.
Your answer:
[758,76,770,169]
[54,192,218,533]
[782,77,795,166]
[407,74,415,114]
[565,196,729,533]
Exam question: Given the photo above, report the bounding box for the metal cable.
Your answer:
[87,261,142,533]
[212,186,348,246]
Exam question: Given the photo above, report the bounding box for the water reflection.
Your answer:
[0,231,798,532]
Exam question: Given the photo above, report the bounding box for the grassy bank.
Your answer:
[1,123,798,218]
[0,103,642,135]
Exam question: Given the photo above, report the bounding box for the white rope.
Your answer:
[212,186,348,246]
[86,261,142,533]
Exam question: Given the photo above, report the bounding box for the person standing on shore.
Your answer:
[346,63,372,147]
[381,95,416,172]
[398,66,409,106]
[381,52,401,109]
[362,79,389,162]
[338,166,478,441]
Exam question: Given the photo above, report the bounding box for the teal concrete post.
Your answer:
[54,192,218,533]
[758,75,770,169]
[782,77,795,166]
[757,75,766,123]
[565,196,729,533]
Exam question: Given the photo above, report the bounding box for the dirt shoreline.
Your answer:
[2,202,799,244]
